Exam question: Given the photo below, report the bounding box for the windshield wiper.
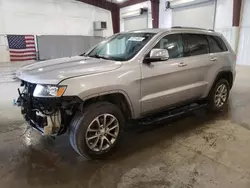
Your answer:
[89,54,112,60]
[79,53,86,56]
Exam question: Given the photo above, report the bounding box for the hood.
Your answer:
[16,56,122,85]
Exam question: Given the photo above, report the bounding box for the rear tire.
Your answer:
[207,79,230,112]
[69,102,124,159]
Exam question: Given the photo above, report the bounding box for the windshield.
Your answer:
[86,33,155,61]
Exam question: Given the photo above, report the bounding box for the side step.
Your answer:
[137,102,208,125]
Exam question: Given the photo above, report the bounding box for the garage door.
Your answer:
[172,1,216,29]
[124,15,148,31]
[237,0,250,65]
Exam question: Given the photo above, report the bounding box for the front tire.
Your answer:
[69,102,124,159]
[207,79,230,112]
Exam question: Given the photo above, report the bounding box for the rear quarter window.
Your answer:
[207,35,228,53]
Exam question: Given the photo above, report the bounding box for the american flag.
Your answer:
[7,35,36,62]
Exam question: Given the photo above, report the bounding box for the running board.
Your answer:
[137,102,208,125]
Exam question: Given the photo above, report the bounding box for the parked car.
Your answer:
[15,27,236,159]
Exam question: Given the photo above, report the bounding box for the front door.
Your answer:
[140,33,211,114]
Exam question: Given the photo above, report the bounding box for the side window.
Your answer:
[207,35,228,53]
[183,34,209,57]
[153,34,183,59]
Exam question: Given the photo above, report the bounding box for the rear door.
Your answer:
[206,35,229,63]
[181,33,213,98]
[204,35,232,95]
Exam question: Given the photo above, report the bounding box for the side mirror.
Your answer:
[144,48,169,64]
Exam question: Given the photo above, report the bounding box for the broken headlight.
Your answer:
[33,85,67,97]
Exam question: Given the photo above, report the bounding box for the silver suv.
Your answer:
[16,27,236,159]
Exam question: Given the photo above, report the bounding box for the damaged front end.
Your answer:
[15,80,81,136]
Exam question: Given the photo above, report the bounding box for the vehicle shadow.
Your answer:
[12,107,231,188]
[112,108,230,161]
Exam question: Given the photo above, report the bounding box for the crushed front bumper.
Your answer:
[15,81,81,136]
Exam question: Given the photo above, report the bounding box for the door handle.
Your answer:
[210,57,217,61]
[178,62,187,67]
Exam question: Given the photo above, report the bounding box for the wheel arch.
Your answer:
[205,70,233,98]
[213,71,233,89]
[80,90,135,120]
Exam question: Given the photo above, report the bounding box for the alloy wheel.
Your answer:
[214,84,228,108]
[85,114,119,152]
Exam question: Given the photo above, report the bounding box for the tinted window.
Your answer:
[183,34,209,56]
[153,34,183,59]
[207,35,228,53]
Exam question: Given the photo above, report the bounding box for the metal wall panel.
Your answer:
[237,0,250,65]
[237,28,250,65]
[0,35,10,62]
[37,35,104,60]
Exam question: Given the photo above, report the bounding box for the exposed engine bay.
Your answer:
[16,80,81,136]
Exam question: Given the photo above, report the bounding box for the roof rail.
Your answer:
[171,26,214,31]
